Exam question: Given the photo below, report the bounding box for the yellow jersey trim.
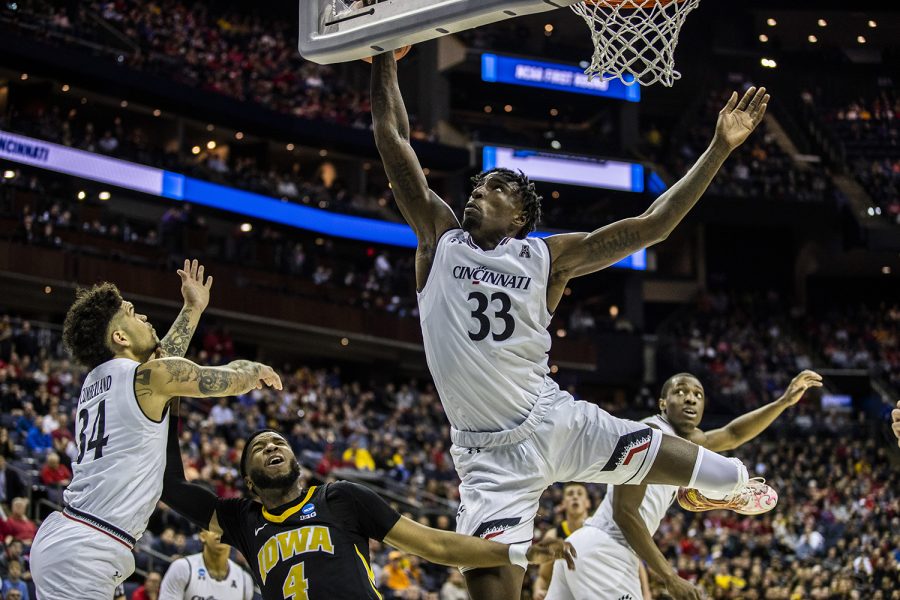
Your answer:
[354,545,384,600]
[261,486,317,523]
[561,520,571,538]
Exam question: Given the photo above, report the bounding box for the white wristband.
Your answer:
[508,543,530,569]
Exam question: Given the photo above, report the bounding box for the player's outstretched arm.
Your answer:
[383,516,576,570]
[157,259,213,358]
[160,413,223,535]
[370,53,458,246]
[545,87,769,290]
[701,370,822,452]
[613,485,703,600]
[135,358,282,421]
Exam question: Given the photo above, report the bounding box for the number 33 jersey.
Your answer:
[417,229,553,433]
[64,358,169,544]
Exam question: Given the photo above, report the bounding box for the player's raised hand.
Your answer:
[714,86,769,150]
[256,364,283,391]
[177,258,213,311]
[781,370,824,406]
[891,401,900,448]
[664,573,706,600]
[526,539,577,570]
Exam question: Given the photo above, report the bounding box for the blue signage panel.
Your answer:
[481,53,640,102]
[0,130,645,269]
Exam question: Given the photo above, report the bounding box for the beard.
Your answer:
[249,458,302,492]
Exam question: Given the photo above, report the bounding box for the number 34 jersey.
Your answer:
[417,229,553,433]
[64,358,169,543]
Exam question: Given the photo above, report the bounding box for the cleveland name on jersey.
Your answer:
[63,358,169,546]
[417,229,553,432]
[214,482,401,600]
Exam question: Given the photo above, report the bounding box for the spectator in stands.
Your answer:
[382,550,413,598]
[0,456,25,508]
[0,539,26,579]
[439,569,468,600]
[342,438,376,471]
[1,560,29,600]
[1,498,37,545]
[893,401,900,447]
[24,417,52,455]
[39,452,72,504]
[132,571,162,600]
[0,429,13,461]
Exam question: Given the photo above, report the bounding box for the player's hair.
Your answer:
[63,283,124,369]
[563,482,587,492]
[240,429,282,477]
[472,168,542,239]
[660,372,700,398]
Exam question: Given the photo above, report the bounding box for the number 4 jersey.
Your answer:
[418,229,553,433]
[64,358,169,545]
[214,482,401,600]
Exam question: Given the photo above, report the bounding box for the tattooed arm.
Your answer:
[371,53,458,289]
[157,259,213,358]
[134,358,282,421]
[543,87,769,311]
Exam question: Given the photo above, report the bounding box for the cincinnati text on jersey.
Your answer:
[257,525,334,585]
[452,266,532,290]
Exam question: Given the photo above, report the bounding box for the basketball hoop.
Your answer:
[572,0,701,87]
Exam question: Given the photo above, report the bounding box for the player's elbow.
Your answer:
[374,124,408,147]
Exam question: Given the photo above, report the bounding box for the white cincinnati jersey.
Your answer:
[159,554,254,600]
[64,358,169,541]
[586,414,679,545]
[417,229,553,432]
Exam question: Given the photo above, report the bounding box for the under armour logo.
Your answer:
[111,570,121,581]
[254,523,268,536]
[519,246,531,259]
[466,447,482,454]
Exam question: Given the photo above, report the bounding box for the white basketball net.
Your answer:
[572,0,701,87]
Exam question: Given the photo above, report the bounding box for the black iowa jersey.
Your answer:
[215,481,401,600]
[555,519,574,539]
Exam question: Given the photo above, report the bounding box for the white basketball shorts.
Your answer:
[32,511,135,600]
[545,526,643,600]
[450,387,662,551]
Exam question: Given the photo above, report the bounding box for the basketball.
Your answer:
[361,45,412,64]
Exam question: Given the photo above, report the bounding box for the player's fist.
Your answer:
[257,364,283,391]
[714,86,769,150]
[664,573,705,600]
[782,370,823,406]
[177,258,213,311]
[526,539,577,570]
[891,401,900,448]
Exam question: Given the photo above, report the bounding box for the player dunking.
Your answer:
[545,371,822,600]
[533,483,590,600]
[31,261,282,599]
[371,52,774,599]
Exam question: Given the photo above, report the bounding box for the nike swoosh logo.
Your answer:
[254,524,268,536]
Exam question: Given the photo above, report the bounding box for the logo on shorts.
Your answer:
[473,517,522,540]
[601,428,653,472]
[617,595,634,600]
